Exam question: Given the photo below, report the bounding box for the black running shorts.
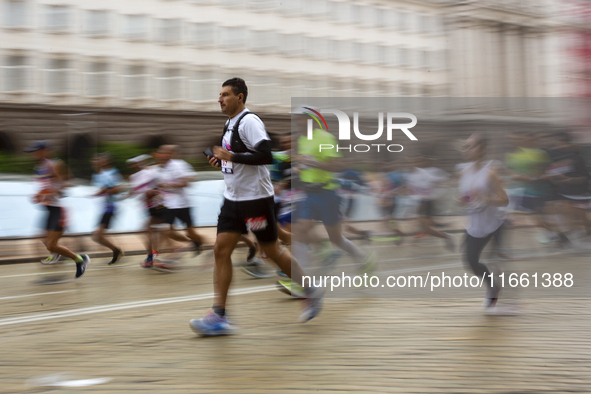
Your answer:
[217,196,277,244]
[149,206,166,222]
[99,212,115,229]
[164,207,193,227]
[45,206,66,232]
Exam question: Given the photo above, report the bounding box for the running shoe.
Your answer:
[482,285,500,309]
[246,243,257,262]
[276,269,288,278]
[189,311,236,336]
[443,233,456,252]
[41,253,62,265]
[276,279,306,299]
[75,254,90,279]
[140,255,153,269]
[153,258,178,272]
[240,258,273,278]
[108,248,125,265]
[359,252,377,274]
[192,241,202,256]
[298,290,324,323]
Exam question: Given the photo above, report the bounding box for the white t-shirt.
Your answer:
[406,167,449,201]
[129,166,163,209]
[160,159,194,209]
[221,108,274,201]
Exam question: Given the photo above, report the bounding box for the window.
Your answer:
[158,68,183,100]
[337,41,353,62]
[399,48,409,67]
[360,5,378,27]
[157,19,182,44]
[352,42,362,62]
[398,11,408,31]
[310,38,328,60]
[2,56,29,92]
[249,75,279,105]
[123,15,148,40]
[421,50,429,69]
[85,10,109,36]
[44,59,71,94]
[328,40,340,61]
[122,65,148,99]
[190,23,215,46]
[329,1,353,23]
[190,70,220,102]
[360,44,379,64]
[45,5,69,32]
[84,62,111,97]
[4,1,27,27]
[280,34,303,57]
[250,30,278,54]
[219,26,247,49]
[386,46,397,67]
[279,0,303,15]
[249,0,277,11]
[303,0,327,18]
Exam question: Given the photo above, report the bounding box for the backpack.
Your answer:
[220,111,269,154]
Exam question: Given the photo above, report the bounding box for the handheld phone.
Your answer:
[203,148,214,158]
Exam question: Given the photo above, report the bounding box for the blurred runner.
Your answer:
[458,133,508,309]
[406,153,455,251]
[25,141,90,279]
[127,154,166,268]
[90,152,125,265]
[285,108,376,298]
[154,145,204,271]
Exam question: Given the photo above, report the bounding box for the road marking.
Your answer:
[0,285,277,327]
[0,290,74,301]
[0,264,135,279]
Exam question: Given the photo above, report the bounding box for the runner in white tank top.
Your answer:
[458,134,509,309]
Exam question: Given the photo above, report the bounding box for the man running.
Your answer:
[91,153,124,265]
[25,141,90,278]
[127,154,166,268]
[155,144,204,270]
[190,78,321,336]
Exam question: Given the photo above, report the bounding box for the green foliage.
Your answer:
[97,142,150,177]
[0,153,36,175]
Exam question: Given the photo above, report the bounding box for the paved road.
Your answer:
[0,230,590,393]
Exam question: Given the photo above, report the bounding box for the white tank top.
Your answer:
[458,160,504,238]
[34,159,63,207]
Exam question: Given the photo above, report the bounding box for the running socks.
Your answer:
[213,306,226,317]
[74,254,84,263]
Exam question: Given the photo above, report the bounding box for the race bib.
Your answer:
[222,160,233,174]
[246,216,268,231]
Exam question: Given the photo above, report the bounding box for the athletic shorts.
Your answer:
[217,196,277,244]
[379,201,397,217]
[278,211,292,227]
[164,207,194,227]
[520,195,546,214]
[99,212,115,229]
[418,200,435,218]
[45,206,66,232]
[296,189,341,227]
[149,207,166,222]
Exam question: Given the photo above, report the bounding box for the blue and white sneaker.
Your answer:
[190,311,236,336]
[298,289,324,323]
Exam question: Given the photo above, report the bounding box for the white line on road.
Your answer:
[0,290,74,301]
[0,285,277,327]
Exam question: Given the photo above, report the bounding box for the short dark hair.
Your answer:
[222,78,248,104]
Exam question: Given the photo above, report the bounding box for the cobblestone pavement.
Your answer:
[0,228,590,393]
